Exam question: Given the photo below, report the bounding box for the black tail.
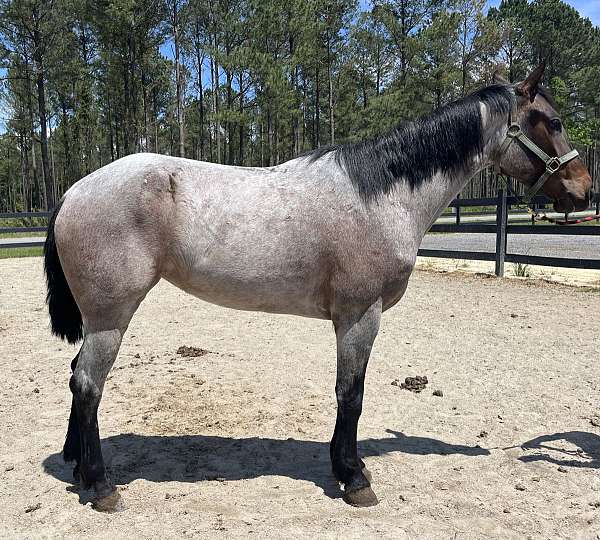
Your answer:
[44,199,83,344]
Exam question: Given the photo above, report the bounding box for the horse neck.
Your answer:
[390,108,508,236]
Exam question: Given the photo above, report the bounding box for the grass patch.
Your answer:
[0,216,48,228]
[512,262,531,278]
[0,231,46,239]
[0,247,43,259]
[442,205,498,214]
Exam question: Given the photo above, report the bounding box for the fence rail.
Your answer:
[2,191,600,277]
[418,190,600,276]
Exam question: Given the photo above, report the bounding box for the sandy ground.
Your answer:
[1,257,600,539]
[416,256,600,289]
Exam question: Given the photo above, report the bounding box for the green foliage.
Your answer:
[512,262,530,278]
[567,120,600,147]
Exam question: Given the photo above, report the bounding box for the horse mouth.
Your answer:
[553,198,575,214]
[553,192,590,214]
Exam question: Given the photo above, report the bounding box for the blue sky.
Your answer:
[486,0,600,25]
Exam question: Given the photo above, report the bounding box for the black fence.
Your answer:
[419,189,600,276]
[0,211,51,249]
[2,194,600,277]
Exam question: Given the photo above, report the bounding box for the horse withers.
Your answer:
[44,62,592,510]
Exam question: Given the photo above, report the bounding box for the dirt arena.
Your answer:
[1,257,599,539]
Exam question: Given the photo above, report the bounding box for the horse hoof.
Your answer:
[92,489,122,512]
[343,486,379,507]
[362,467,372,483]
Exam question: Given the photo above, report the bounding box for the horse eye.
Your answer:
[550,118,562,132]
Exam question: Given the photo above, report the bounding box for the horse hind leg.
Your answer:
[63,353,81,481]
[70,324,126,511]
[68,296,146,511]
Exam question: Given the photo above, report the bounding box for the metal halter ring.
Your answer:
[506,123,521,137]
[545,157,561,174]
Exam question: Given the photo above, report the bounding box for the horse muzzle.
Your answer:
[553,185,591,213]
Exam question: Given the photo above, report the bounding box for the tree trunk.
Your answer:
[123,55,131,154]
[24,55,39,204]
[173,0,185,157]
[194,19,205,160]
[226,66,233,164]
[142,70,149,152]
[152,86,159,153]
[19,130,31,212]
[238,72,244,164]
[211,47,221,163]
[327,34,334,145]
[60,98,71,187]
[315,66,320,147]
[33,39,54,210]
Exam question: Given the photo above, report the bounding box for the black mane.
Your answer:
[307,85,514,200]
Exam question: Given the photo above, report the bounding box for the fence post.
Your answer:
[456,194,461,225]
[495,187,508,277]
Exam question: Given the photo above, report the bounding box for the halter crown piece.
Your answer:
[495,110,579,204]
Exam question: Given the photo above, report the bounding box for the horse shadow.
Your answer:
[42,428,489,499]
[517,431,600,469]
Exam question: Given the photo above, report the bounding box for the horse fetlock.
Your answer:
[334,466,372,486]
[79,462,107,488]
[345,467,371,491]
[332,455,367,486]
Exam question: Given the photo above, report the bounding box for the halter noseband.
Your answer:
[495,111,579,203]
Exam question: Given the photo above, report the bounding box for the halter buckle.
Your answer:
[506,123,521,138]
[546,157,561,174]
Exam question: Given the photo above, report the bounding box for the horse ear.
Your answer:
[492,67,508,84]
[516,61,546,102]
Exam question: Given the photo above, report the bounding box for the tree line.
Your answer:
[0,0,598,211]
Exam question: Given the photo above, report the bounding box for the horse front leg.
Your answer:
[331,298,382,507]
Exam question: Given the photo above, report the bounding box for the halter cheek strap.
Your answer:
[495,115,579,204]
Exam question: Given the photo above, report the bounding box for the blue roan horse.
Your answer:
[44,63,591,510]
